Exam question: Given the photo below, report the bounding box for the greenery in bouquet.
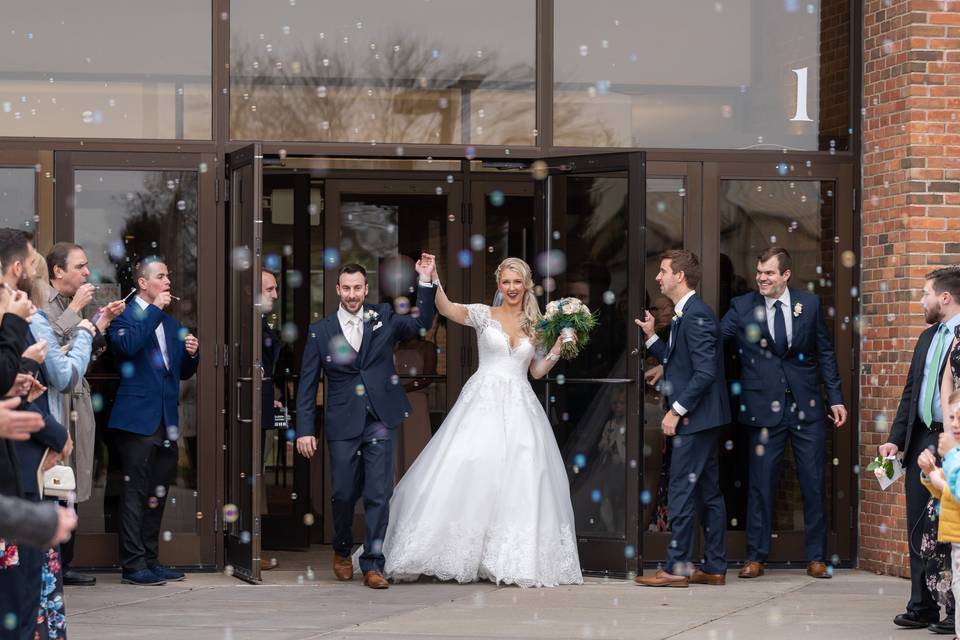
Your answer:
[536,297,598,360]
[866,455,895,480]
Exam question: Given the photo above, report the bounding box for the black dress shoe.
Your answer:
[893,611,939,628]
[928,618,956,635]
[62,569,97,586]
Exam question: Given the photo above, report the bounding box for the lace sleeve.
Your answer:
[463,304,490,333]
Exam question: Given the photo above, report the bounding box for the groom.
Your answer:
[295,254,437,589]
[635,249,731,587]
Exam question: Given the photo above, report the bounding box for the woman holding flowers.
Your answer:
[378,257,585,587]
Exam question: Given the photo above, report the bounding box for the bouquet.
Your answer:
[866,455,894,480]
[536,297,598,359]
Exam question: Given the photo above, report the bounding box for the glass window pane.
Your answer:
[0,1,211,139]
[230,0,535,144]
[73,169,199,535]
[0,168,37,232]
[718,179,836,537]
[554,1,850,150]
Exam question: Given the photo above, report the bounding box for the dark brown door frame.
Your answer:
[52,150,219,568]
[700,160,856,564]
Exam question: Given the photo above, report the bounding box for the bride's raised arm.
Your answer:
[432,270,470,326]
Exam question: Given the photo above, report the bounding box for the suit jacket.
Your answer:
[296,286,437,442]
[647,293,731,434]
[890,323,950,457]
[107,301,199,435]
[720,288,843,427]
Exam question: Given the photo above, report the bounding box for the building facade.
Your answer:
[2,0,921,581]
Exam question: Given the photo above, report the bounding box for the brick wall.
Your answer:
[860,0,960,575]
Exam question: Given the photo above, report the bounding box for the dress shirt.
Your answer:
[135,296,168,369]
[919,311,960,424]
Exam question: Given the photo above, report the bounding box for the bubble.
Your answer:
[574,453,587,468]
[223,504,239,523]
[640,490,651,505]
[488,190,505,207]
[850,286,859,297]
[91,393,104,412]
[120,362,136,378]
[602,290,616,305]
[724,439,734,451]
[457,249,472,268]
[3,613,17,630]
[280,322,299,343]
[232,246,252,271]
[556,374,566,385]
[721,104,733,118]
[730,382,742,396]
[176,199,187,212]
[355,384,366,396]
[329,335,356,365]
[240,531,251,544]
[323,247,341,268]
[536,249,567,276]
[390,374,400,385]
[776,162,788,176]
[530,160,549,181]
[469,234,485,251]
[590,489,602,503]
[745,323,761,343]
[162,530,173,542]
[379,255,416,298]
[165,425,179,441]
[224,564,235,577]
[107,239,126,261]
[755,444,765,457]
[770,400,782,413]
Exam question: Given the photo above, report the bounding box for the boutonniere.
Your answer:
[672,310,684,322]
[793,302,803,318]
[363,309,379,323]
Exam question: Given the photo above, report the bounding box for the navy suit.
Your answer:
[720,288,842,564]
[296,285,436,573]
[647,293,730,576]
[107,300,198,571]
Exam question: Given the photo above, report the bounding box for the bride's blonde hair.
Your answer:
[494,257,541,337]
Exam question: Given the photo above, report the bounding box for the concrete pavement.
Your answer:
[64,556,915,639]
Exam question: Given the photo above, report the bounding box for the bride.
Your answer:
[378,257,583,588]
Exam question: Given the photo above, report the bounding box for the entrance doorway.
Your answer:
[224,152,856,580]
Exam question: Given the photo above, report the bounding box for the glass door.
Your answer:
[0,150,51,246]
[318,177,466,544]
[224,144,264,581]
[702,160,856,564]
[539,152,644,575]
[53,150,217,569]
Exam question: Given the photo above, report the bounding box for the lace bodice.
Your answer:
[464,304,535,379]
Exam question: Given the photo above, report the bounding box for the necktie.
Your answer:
[773,300,787,356]
[353,318,364,352]
[921,324,949,427]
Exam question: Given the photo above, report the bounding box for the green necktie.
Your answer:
[921,324,949,427]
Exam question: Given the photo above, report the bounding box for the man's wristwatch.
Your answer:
[669,408,681,418]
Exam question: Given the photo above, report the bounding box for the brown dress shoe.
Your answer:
[260,557,277,571]
[738,561,765,579]
[806,561,831,579]
[363,570,390,589]
[332,553,353,581]
[634,569,689,588]
[690,569,726,585]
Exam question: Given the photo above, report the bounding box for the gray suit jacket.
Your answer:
[0,494,58,549]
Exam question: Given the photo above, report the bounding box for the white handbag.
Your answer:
[37,450,76,500]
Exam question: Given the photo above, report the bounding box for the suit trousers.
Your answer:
[327,412,394,574]
[905,422,941,616]
[745,399,826,563]
[113,424,179,572]
[664,427,727,575]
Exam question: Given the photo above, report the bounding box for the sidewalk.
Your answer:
[64,559,914,640]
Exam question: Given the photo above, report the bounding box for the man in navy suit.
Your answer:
[720,247,846,581]
[296,255,437,589]
[108,259,199,586]
[882,266,960,630]
[635,249,731,588]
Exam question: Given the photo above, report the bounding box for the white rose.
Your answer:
[562,302,576,315]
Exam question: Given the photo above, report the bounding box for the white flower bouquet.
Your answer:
[536,297,598,359]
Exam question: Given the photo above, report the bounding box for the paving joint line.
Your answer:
[659,579,815,639]
[66,585,214,618]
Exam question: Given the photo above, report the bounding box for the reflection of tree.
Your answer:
[110,171,199,328]
[230,34,611,145]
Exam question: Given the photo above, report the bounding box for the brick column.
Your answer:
[860,0,960,575]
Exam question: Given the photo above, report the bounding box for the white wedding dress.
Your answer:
[380,304,583,587]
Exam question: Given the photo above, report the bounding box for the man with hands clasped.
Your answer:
[634,249,731,588]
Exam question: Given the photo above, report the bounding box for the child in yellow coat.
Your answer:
[920,389,960,640]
